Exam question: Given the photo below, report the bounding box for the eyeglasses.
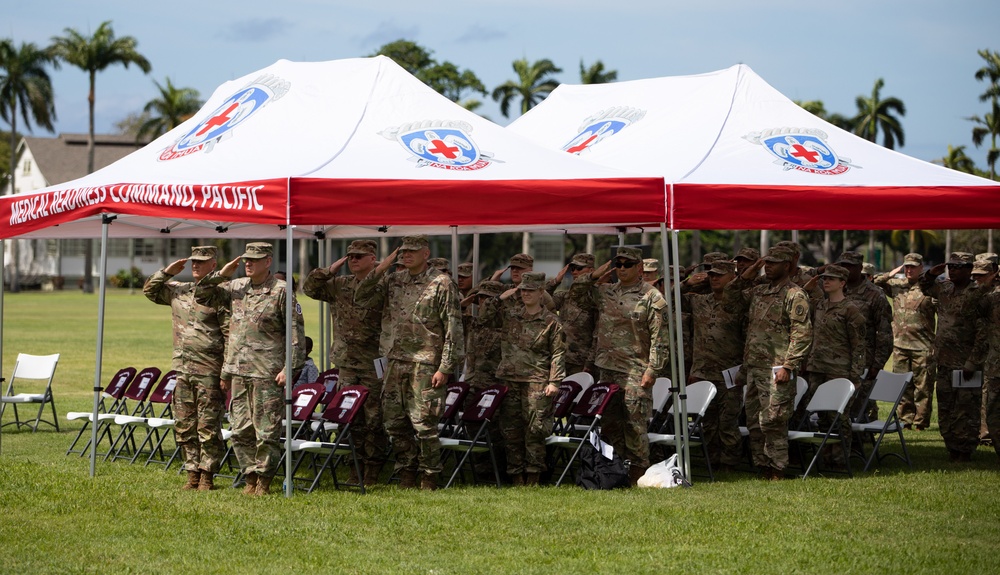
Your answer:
[613,260,638,269]
[348,254,370,260]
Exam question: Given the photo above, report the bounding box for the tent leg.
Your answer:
[451,226,459,277]
[659,224,681,461]
[284,225,294,498]
[670,228,691,480]
[472,234,480,285]
[0,239,4,455]
[90,216,113,477]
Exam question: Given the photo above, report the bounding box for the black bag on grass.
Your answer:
[576,432,629,490]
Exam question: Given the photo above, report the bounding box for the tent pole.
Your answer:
[0,239,4,455]
[472,233,480,285]
[325,237,333,372]
[89,215,113,477]
[659,224,682,474]
[671,228,691,480]
[451,226,459,277]
[284,225,294,498]
[317,238,326,371]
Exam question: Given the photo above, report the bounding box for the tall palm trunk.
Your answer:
[82,70,96,293]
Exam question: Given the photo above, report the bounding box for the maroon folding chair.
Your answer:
[101,367,162,461]
[550,379,583,435]
[439,384,509,488]
[438,381,470,438]
[289,385,369,493]
[65,366,137,456]
[545,382,621,487]
[109,370,177,464]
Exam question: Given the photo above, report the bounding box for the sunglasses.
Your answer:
[947,264,973,269]
[613,260,638,269]
[347,254,370,260]
[569,264,584,272]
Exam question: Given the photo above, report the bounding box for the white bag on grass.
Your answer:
[637,454,690,488]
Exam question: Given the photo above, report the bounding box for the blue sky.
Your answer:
[6,1,999,167]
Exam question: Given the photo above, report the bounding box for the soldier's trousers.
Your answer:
[173,372,226,473]
[745,366,795,471]
[700,380,743,467]
[599,369,652,469]
[500,381,554,474]
[230,375,283,478]
[935,366,982,455]
[337,367,389,466]
[985,378,1000,459]
[383,360,445,475]
[893,348,934,428]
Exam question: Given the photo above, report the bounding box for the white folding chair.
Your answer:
[1,353,61,434]
[648,380,718,481]
[851,370,913,471]
[66,367,137,456]
[788,378,856,479]
[648,377,672,431]
[563,371,594,403]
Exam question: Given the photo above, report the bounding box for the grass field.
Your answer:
[1,290,998,574]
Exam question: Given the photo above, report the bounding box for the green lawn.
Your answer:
[1,290,998,574]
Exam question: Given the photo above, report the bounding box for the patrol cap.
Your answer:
[862,262,875,276]
[518,272,546,290]
[427,257,450,272]
[947,251,975,265]
[762,246,796,263]
[734,247,761,261]
[570,253,595,268]
[643,258,661,273]
[242,242,273,259]
[903,253,924,267]
[189,245,217,261]
[976,252,998,264]
[820,264,849,281]
[971,260,994,275]
[615,246,643,262]
[399,235,429,251]
[473,280,504,298]
[509,253,534,269]
[707,260,736,275]
[347,240,377,256]
[775,241,801,256]
[836,251,864,267]
[457,262,473,277]
[699,252,730,268]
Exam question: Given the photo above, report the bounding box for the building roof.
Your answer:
[19,133,148,187]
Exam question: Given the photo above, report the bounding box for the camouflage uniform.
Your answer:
[143,258,228,475]
[547,271,598,375]
[722,247,813,474]
[682,261,745,468]
[829,252,893,422]
[482,273,566,474]
[354,236,464,477]
[920,254,983,457]
[461,281,506,473]
[873,259,936,428]
[799,267,867,460]
[303,247,388,470]
[592,249,670,470]
[971,285,1000,461]
[196,247,305,479]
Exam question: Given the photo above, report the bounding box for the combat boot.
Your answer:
[420,473,438,491]
[769,467,785,481]
[628,465,647,487]
[523,472,540,487]
[510,473,525,487]
[242,472,259,495]
[363,464,382,487]
[255,475,274,495]
[197,470,215,491]
[182,470,201,490]
[398,469,419,489]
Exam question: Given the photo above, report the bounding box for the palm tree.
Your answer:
[50,21,151,293]
[135,77,201,142]
[580,60,617,84]
[974,49,1000,104]
[793,99,855,131]
[852,78,905,149]
[937,144,977,173]
[491,58,562,118]
[969,103,1000,180]
[0,39,57,292]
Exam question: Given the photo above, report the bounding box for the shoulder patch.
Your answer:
[295,302,302,315]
